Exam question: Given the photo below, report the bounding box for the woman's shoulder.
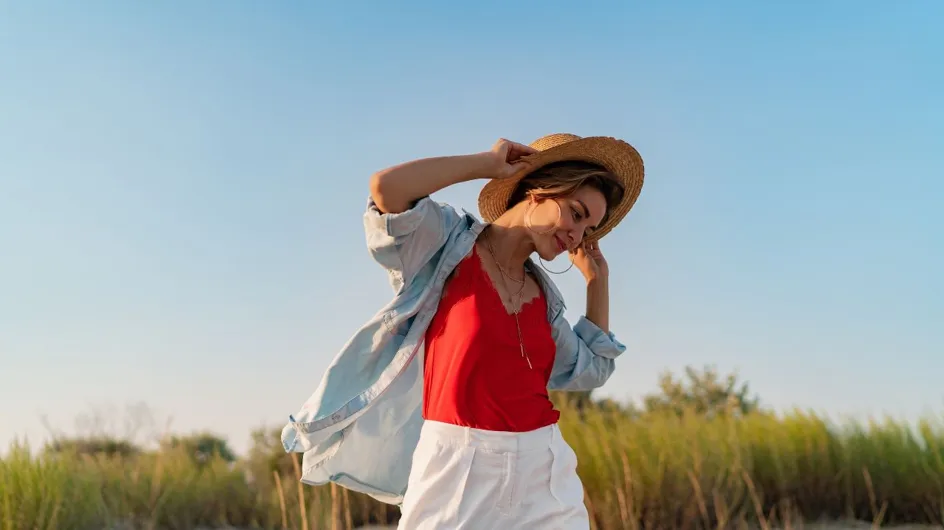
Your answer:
[362,194,485,290]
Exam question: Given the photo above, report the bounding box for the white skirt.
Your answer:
[397,420,589,529]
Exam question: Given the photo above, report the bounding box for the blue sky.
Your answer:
[1,1,942,454]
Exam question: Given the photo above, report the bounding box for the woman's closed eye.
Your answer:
[571,206,583,221]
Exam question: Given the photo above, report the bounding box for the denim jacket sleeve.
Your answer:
[547,312,627,391]
[363,195,463,292]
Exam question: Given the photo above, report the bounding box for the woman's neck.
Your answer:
[484,209,535,273]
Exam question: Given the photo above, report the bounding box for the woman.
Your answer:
[280,133,644,529]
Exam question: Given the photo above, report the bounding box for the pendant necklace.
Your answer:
[484,229,533,370]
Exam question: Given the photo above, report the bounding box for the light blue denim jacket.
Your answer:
[280,196,627,505]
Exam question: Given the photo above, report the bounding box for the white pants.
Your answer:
[397,420,589,529]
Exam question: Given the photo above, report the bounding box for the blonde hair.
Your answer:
[508,161,625,226]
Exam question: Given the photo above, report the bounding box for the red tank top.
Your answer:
[422,245,560,432]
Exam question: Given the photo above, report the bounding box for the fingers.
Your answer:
[496,138,538,162]
[509,140,538,156]
[491,139,538,179]
[582,240,603,258]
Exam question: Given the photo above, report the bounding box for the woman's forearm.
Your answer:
[585,277,609,334]
[369,152,496,214]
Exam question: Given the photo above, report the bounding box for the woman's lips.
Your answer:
[555,236,566,252]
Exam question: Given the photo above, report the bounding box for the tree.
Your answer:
[160,432,236,465]
[244,426,298,485]
[43,436,141,458]
[642,364,760,418]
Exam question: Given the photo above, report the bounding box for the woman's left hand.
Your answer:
[572,240,608,282]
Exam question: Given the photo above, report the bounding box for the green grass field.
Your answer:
[3,403,943,530]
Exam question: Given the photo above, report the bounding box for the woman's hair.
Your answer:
[507,161,625,226]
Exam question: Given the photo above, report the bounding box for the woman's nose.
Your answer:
[569,231,581,247]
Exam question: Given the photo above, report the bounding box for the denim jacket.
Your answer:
[280,195,627,505]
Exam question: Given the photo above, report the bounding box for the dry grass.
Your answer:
[558,406,944,529]
[2,405,943,529]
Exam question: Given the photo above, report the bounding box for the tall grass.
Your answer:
[2,406,943,529]
[559,407,944,529]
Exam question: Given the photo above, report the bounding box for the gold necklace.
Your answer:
[483,230,533,370]
[486,241,525,284]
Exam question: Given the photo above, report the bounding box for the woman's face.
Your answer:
[528,186,607,260]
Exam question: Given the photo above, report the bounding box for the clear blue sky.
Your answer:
[2,1,942,454]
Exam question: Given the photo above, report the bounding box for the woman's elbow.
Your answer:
[553,358,616,391]
[372,170,418,214]
[580,360,616,390]
[369,171,399,214]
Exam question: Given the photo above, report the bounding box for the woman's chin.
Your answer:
[536,247,564,262]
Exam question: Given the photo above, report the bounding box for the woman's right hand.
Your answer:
[487,138,539,179]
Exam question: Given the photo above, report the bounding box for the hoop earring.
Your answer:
[539,253,575,275]
[525,198,561,236]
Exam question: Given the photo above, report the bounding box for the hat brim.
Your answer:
[477,136,644,241]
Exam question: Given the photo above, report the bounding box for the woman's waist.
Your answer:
[419,419,561,454]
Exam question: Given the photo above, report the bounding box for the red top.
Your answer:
[422,245,560,432]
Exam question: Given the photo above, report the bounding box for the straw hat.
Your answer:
[477,133,644,240]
